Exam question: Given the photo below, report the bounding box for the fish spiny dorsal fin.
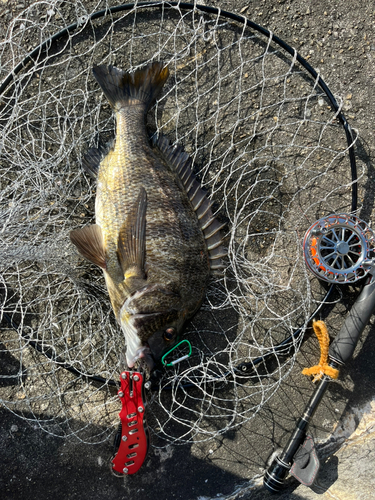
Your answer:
[117,187,147,279]
[81,139,114,179]
[70,224,107,269]
[154,135,227,270]
[92,62,169,112]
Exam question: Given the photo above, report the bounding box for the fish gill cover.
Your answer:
[0,0,361,448]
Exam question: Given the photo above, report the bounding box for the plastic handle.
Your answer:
[111,371,148,475]
[329,279,375,364]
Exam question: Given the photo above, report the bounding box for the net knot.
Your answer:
[302,320,339,382]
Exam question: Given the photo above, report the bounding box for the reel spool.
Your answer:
[303,214,375,284]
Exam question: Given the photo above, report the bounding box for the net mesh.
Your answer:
[0,0,362,447]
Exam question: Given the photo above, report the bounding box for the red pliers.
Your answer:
[111,370,149,475]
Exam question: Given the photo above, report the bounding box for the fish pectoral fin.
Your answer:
[70,224,106,269]
[117,187,147,279]
[122,276,148,297]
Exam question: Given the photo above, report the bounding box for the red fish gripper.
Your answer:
[111,371,149,475]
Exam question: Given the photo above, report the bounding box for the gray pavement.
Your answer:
[2,1,375,499]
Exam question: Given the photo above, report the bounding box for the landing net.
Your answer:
[0,1,361,446]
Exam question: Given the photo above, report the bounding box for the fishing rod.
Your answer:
[264,213,375,491]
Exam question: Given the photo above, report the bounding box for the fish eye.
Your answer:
[164,328,175,341]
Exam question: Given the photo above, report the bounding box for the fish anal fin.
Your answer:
[118,187,147,279]
[70,224,106,269]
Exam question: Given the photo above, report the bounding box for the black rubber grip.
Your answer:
[329,279,375,364]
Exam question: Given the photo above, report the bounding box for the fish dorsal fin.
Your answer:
[154,135,227,270]
[117,187,147,278]
[70,224,107,269]
[81,140,114,179]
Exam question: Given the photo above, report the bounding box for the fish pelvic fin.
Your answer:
[118,187,147,280]
[154,135,227,271]
[70,224,106,269]
[92,62,169,112]
[119,315,143,368]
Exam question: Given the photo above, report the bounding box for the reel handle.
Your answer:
[329,278,375,364]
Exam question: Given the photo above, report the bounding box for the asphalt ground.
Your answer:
[1,1,375,499]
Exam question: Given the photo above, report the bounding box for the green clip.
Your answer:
[161,340,192,367]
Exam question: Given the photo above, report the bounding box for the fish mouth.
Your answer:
[128,345,155,372]
[120,311,159,370]
[136,344,155,372]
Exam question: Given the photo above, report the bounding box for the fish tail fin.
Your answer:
[92,62,169,111]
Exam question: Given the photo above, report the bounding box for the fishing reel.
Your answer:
[303,213,375,284]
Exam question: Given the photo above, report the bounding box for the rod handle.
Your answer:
[329,279,375,364]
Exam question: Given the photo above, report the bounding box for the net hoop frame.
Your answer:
[0,0,358,389]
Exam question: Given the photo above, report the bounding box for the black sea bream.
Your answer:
[70,62,226,372]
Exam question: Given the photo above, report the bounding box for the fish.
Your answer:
[70,62,226,373]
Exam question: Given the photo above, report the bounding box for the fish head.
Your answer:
[119,284,187,373]
[119,309,185,373]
